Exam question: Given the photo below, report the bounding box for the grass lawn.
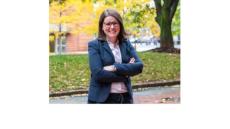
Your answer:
[49,51,180,92]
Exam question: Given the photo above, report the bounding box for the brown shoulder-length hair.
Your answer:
[98,8,127,43]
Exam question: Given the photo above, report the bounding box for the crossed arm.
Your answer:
[104,42,143,77]
[88,41,143,83]
[88,42,126,83]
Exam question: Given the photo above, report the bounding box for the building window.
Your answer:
[56,35,67,54]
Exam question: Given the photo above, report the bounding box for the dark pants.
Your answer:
[88,92,133,104]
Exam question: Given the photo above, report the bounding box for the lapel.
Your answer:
[119,40,126,63]
[101,41,115,62]
[100,39,127,63]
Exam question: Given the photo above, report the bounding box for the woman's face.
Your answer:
[103,16,120,40]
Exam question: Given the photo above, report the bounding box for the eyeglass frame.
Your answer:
[103,21,120,28]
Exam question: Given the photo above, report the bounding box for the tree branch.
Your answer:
[170,0,179,20]
[154,0,162,24]
[163,0,172,8]
[154,0,162,16]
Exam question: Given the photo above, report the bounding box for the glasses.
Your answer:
[103,22,119,28]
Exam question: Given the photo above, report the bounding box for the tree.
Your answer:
[123,0,160,37]
[172,3,180,37]
[154,0,179,51]
[49,0,94,35]
[49,0,163,49]
[49,0,94,54]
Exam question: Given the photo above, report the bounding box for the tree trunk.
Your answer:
[160,7,174,50]
[154,0,179,52]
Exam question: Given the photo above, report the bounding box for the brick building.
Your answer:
[49,24,94,54]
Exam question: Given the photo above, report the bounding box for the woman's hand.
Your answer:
[129,57,135,64]
[103,65,116,72]
[103,58,135,72]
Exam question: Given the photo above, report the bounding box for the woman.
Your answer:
[87,9,143,104]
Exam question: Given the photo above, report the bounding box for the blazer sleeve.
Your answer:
[114,40,144,76]
[88,40,127,83]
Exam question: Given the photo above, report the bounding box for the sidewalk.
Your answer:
[133,85,180,104]
[49,85,180,104]
[134,88,180,104]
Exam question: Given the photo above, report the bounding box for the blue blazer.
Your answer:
[87,38,143,103]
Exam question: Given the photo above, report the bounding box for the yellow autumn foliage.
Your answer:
[49,0,160,37]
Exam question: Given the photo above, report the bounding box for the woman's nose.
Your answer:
[110,24,115,28]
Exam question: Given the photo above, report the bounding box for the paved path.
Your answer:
[49,85,180,104]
